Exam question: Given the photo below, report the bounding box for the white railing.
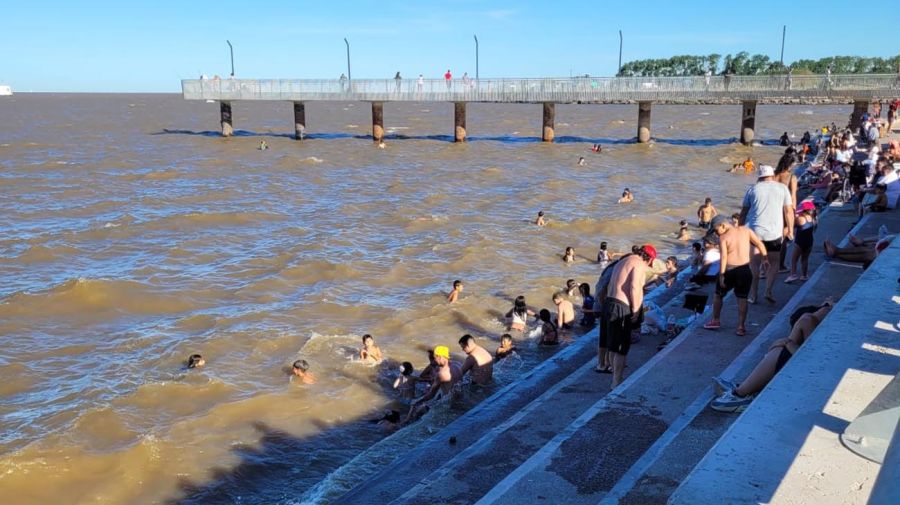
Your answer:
[183,74,900,103]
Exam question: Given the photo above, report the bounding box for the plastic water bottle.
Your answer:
[879,225,889,240]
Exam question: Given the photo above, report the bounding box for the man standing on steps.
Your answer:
[602,244,656,388]
[703,215,768,336]
[740,164,793,305]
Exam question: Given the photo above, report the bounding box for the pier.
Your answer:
[181,74,900,144]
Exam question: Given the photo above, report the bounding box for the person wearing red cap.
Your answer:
[600,244,656,387]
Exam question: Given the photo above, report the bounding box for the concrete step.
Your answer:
[329,271,702,504]
[468,207,861,505]
[670,215,900,504]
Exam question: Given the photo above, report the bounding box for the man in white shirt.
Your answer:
[739,165,794,304]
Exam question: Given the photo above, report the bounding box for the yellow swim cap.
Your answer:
[434,345,450,359]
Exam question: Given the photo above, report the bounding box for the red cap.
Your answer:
[642,244,657,261]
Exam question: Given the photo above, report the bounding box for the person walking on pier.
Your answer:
[740,165,793,305]
[601,244,656,388]
[444,69,452,90]
[339,73,348,92]
[417,74,424,93]
[394,71,402,92]
[704,215,768,336]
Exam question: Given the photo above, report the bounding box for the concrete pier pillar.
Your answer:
[850,100,869,133]
[542,102,555,142]
[293,102,306,140]
[220,101,233,137]
[454,102,467,142]
[740,100,757,146]
[372,101,384,142]
[637,101,652,143]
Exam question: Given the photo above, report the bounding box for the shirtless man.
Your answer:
[703,215,768,336]
[553,292,576,330]
[697,197,718,229]
[291,359,317,385]
[458,334,494,385]
[405,345,461,423]
[359,334,383,364]
[602,244,656,387]
[535,211,546,226]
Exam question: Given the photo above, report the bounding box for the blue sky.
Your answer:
[2,0,896,92]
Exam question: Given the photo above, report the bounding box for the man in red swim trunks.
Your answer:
[444,69,452,89]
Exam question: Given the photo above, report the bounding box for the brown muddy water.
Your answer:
[0,93,848,504]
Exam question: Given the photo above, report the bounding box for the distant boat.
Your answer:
[0,85,12,96]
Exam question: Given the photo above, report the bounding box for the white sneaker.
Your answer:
[711,391,754,413]
[712,377,738,396]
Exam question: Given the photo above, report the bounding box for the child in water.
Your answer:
[393,362,417,400]
[258,140,268,150]
[677,220,691,241]
[618,188,634,203]
[579,283,596,327]
[534,309,559,345]
[495,334,517,360]
[506,295,535,332]
[597,241,611,269]
[292,359,317,384]
[359,334,384,364]
[447,279,463,303]
[566,279,579,298]
[563,247,575,263]
[535,211,546,226]
[577,156,586,166]
[187,354,205,369]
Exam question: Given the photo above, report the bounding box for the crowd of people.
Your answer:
[184,104,899,428]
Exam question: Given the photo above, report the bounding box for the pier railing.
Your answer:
[183,74,900,103]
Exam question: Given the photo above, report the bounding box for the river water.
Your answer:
[0,94,847,504]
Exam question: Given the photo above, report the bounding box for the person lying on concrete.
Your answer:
[711,300,834,412]
[824,233,895,267]
[458,334,493,385]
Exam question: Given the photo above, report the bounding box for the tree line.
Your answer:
[617,53,900,77]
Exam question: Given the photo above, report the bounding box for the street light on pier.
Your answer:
[780,25,786,66]
[344,38,352,81]
[474,34,479,81]
[618,30,623,76]
[226,40,234,77]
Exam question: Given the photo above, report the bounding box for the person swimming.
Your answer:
[495,334,517,360]
[677,220,691,241]
[597,241,611,268]
[535,309,559,345]
[258,140,268,150]
[506,295,535,332]
[447,279,463,303]
[578,156,586,166]
[591,144,602,153]
[187,354,205,369]
[291,359,317,384]
[566,278,579,297]
[563,247,575,263]
[359,334,384,364]
[393,362,417,400]
[535,211,546,226]
[618,188,634,203]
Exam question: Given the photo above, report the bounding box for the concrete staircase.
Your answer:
[328,205,882,505]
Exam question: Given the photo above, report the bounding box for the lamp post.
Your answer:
[344,38,351,81]
[618,30,623,76]
[226,40,234,77]
[780,25,786,66]
[473,34,479,81]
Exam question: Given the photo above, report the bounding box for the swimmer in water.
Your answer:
[258,140,268,150]
[187,354,205,369]
[742,157,755,173]
[392,362,417,400]
[495,334,517,360]
[697,197,718,229]
[618,188,634,203]
[536,309,559,345]
[506,295,535,332]
[360,334,384,364]
[447,279,463,303]
[597,241,612,267]
[553,291,576,330]
[591,144,602,153]
[292,359,317,384]
[535,211,546,227]
[369,409,402,431]
[677,220,691,241]
[578,156,586,166]
[458,334,494,385]
[378,140,386,149]
[566,279,579,297]
[563,247,575,263]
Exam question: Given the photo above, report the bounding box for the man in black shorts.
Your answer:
[704,215,768,336]
[601,244,656,387]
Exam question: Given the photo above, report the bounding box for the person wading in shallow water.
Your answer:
[405,345,461,423]
[458,334,493,385]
